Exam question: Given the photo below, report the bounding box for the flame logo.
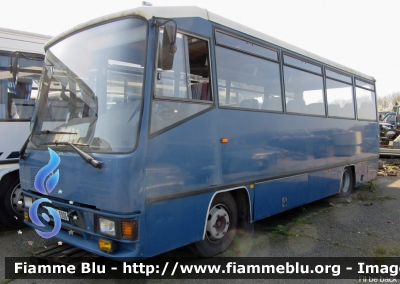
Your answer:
[34,148,60,195]
[31,148,62,238]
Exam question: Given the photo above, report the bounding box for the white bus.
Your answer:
[0,28,51,228]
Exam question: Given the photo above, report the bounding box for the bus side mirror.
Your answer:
[156,19,177,70]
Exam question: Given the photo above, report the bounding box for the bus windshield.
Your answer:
[30,18,147,153]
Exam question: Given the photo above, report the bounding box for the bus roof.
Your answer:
[0,27,52,54]
[46,6,375,82]
[0,27,52,40]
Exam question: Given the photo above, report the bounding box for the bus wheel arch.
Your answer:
[188,191,238,257]
[339,166,355,198]
[230,188,254,237]
[0,170,26,228]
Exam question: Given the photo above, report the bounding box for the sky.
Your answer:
[1,0,399,97]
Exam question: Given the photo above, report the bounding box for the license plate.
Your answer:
[388,131,395,135]
[55,209,69,221]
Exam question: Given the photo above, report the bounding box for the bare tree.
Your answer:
[377,92,400,111]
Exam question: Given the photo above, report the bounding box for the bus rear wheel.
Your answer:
[188,192,237,257]
[339,167,354,198]
[0,175,26,229]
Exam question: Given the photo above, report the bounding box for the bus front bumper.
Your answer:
[22,191,145,261]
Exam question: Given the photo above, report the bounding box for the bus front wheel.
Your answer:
[189,192,237,257]
[0,174,26,229]
[339,167,354,198]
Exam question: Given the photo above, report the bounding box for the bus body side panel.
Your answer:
[253,168,341,221]
[355,161,368,186]
[0,121,30,163]
[308,167,342,201]
[144,193,212,257]
[217,109,378,184]
[253,174,308,221]
[367,159,379,182]
[144,110,219,256]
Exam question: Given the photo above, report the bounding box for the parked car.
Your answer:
[380,121,398,145]
[382,112,397,126]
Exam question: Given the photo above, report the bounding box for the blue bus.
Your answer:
[20,5,379,259]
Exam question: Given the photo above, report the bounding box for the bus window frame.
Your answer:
[283,53,323,75]
[325,67,353,85]
[215,29,279,62]
[214,28,284,114]
[282,51,326,117]
[354,76,377,122]
[149,29,215,139]
[324,66,356,120]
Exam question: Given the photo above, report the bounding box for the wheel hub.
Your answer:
[206,204,230,242]
[10,183,24,215]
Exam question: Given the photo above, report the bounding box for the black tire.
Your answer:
[339,167,354,198]
[0,174,26,229]
[188,193,237,257]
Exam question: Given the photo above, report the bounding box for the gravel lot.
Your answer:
[1,174,400,284]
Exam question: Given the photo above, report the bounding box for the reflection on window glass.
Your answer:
[216,46,282,112]
[356,87,376,120]
[326,69,352,84]
[283,55,322,74]
[356,79,374,90]
[284,66,324,116]
[155,34,187,98]
[155,34,211,101]
[326,78,354,118]
[151,33,212,134]
[215,31,278,61]
[0,53,43,120]
[31,18,147,153]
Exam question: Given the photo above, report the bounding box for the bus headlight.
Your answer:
[23,196,33,208]
[99,218,116,237]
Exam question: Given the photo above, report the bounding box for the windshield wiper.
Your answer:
[41,141,103,169]
[19,133,32,160]
[33,130,78,135]
[19,130,77,160]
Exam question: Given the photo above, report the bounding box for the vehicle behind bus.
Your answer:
[0,28,51,228]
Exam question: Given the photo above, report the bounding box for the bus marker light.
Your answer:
[250,184,255,189]
[121,221,133,238]
[98,239,114,253]
[24,212,29,221]
[221,138,229,143]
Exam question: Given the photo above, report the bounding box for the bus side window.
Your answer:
[151,34,213,134]
[215,45,282,112]
[356,85,376,121]
[326,71,354,119]
[283,64,324,116]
